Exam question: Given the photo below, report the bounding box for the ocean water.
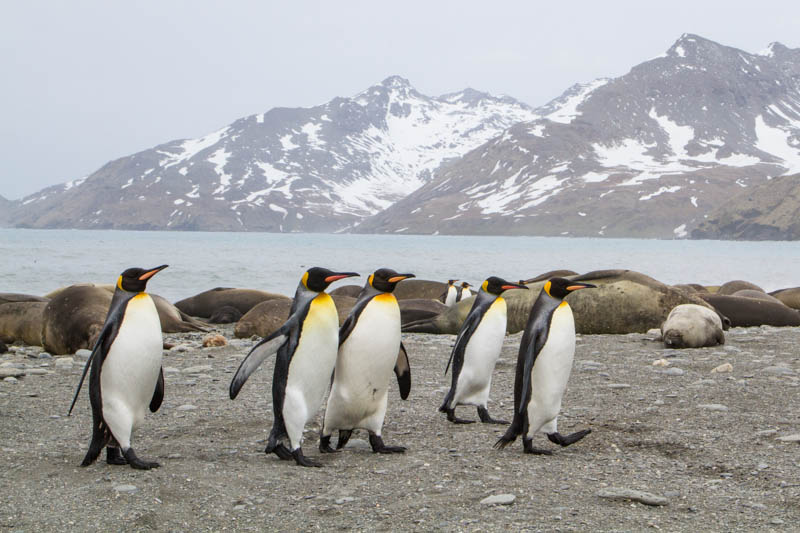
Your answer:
[1,228,800,302]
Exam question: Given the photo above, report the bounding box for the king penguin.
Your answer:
[440,276,527,424]
[495,277,595,455]
[320,268,414,455]
[456,282,473,303]
[230,267,358,467]
[440,279,459,307]
[68,265,168,469]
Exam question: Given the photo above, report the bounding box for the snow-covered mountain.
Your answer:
[8,76,537,231]
[357,35,800,238]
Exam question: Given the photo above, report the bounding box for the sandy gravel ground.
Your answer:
[2,325,800,532]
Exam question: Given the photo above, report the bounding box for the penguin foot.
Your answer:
[369,434,406,454]
[336,429,353,449]
[445,408,475,425]
[319,435,340,454]
[547,429,592,447]
[122,448,160,470]
[292,448,322,467]
[477,407,509,425]
[106,447,127,465]
[522,438,553,456]
[269,443,294,461]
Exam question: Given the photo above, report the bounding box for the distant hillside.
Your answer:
[0,194,9,226]
[691,173,800,239]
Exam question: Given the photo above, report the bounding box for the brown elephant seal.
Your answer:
[404,270,713,335]
[234,294,357,339]
[731,290,784,305]
[391,279,448,301]
[0,293,48,305]
[150,294,210,333]
[399,298,449,325]
[520,270,579,284]
[175,287,288,318]
[330,284,363,298]
[0,301,47,346]
[661,304,725,348]
[769,287,800,310]
[672,283,709,294]
[208,305,243,324]
[717,280,764,296]
[698,293,800,327]
[41,285,112,355]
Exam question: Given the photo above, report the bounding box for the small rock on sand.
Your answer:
[480,494,516,505]
[597,488,668,506]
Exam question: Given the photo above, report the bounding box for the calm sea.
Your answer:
[1,228,799,301]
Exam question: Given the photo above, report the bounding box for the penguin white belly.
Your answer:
[526,303,575,436]
[454,299,506,406]
[284,294,339,448]
[101,294,162,447]
[326,295,400,432]
[444,287,457,307]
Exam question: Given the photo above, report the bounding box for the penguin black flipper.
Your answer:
[338,294,376,346]
[229,323,292,399]
[518,316,551,416]
[443,301,486,376]
[149,367,165,412]
[394,342,411,400]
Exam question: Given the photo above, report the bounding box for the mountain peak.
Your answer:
[381,75,412,89]
[758,41,789,58]
[666,33,720,59]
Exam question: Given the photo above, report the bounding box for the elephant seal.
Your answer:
[769,287,800,311]
[403,269,713,335]
[234,294,357,339]
[661,304,725,348]
[520,269,579,284]
[0,340,6,354]
[698,293,800,327]
[0,301,47,346]
[731,290,784,305]
[151,294,210,333]
[672,283,708,294]
[330,284,363,298]
[0,293,48,305]
[41,285,112,355]
[717,280,764,296]
[208,305,243,324]
[175,287,288,318]
[392,279,449,301]
[399,298,449,325]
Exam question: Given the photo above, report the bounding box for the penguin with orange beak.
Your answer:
[495,277,595,455]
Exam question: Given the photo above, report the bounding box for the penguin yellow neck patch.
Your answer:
[374,293,396,304]
[544,281,552,296]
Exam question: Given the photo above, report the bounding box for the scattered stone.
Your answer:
[335,497,356,505]
[480,494,516,506]
[762,366,794,376]
[652,359,670,367]
[597,488,668,506]
[776,434,800,443]
[202,334,227,348]
[344,439,372,451]
[691,379,716,386]
[0,368,24,378]
[177,404,197,411]
[182,365,213,374]
[4,377,18,383]
[163,367,180,374]
[35,352,52,359]
[771,518,785,525]
[170,344,191,353]
[698,404,729,411]
[75,349,92,360]
[711,363,733,374]
[55,357,74,369]
[662,367,685,376]
[26,369,49,375]
[113,484,138,493]
[756,429,778,437]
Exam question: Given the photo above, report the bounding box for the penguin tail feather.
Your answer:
[493,423,520,450]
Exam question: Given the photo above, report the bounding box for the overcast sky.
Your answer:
[1,1,798,200]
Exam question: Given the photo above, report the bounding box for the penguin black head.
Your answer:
[544,277,596,299]
[460,282,471,289]
[303,267,359,292]
[369,268,415,293]
[447,279,458,285]
[482,277,528,296]
[117,265,168,293]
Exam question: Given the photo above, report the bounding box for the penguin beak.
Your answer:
[501,282,529,291]
[324,272,360,283]
[566,282,596,291]
[388,273,415,283]
[139,265,168,281]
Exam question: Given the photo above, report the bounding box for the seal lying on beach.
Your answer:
[661,304,726,348]
[768,287,800,310]
[717,280,765,296]
[234,295,357,339]
[42,285,112,355]
[698,293,800,327]
[0,301,48,346]
[175,288,288,318]
[403,270,712,335]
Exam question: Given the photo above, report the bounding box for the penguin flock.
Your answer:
[69,265,595,469]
